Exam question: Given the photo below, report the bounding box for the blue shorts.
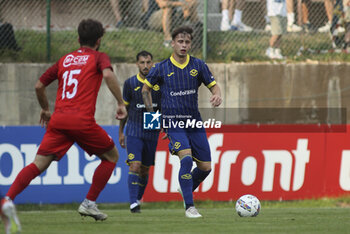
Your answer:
[126,135,158,167]
[166,127,211,162]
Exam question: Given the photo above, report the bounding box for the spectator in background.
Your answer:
[330,0,346,48]
[318,0,334,32]
[318,0,345,33]
[155,0,201,47]
[140,0,160,29]
[110,0,123,28]
[220,0,252,32]
[300,0,317,33]
[264,0,314,33]
[266,0,286,59]
[111,0,152,29]
[344,0,350,49]
[286,0,303,32]
[0,21,21,51]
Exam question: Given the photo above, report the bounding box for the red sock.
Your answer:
[6,163,41,200]
[86,160,116,201]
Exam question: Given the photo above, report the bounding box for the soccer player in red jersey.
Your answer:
[1,192,21,234]
[1,19,127,223]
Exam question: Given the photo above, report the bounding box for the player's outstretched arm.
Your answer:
[142,83,154,112]
[103,68,127,119]
[35,80,51,128]
[209,84,222,107]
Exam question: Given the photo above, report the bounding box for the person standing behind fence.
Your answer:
[220,0,253,32]
[318,0,335,32]
[140,0,160,29]
[266,0,287,59]
[110,0,123,28]
[286,0,303,32]
[1,19,127,222]
[264,0,314,33]
[317,0,345,33]
[344,0,350,49]
[300,0,317,33]
[0,21,21,51]
[155,0,200,47]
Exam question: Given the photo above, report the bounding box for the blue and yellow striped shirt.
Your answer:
[123,74,161,140]
[145,54,216,119]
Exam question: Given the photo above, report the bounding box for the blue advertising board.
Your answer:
[0,126,129,204]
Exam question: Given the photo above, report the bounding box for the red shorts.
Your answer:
[37,123,115,160]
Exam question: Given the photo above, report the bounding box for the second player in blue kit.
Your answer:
[119,51,161,213]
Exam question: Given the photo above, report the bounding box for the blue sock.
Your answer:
[128,172,139,205]
[192,167,211,191]
[179,155,194,210]
[137,176,148,201]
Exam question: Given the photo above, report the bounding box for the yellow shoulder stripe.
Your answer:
[207,80,216,89]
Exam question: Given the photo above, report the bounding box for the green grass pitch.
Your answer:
[10,199,350,234]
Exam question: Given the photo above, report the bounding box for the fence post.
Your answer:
[46,0,51,62]
[202,0,208,61]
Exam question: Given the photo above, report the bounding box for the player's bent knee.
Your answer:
[129,162,141,172]
[33,154,55,172]
[100,147,119,163]
[197,161,212,171]
[177,149,192,158]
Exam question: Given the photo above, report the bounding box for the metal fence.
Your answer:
[0,0,348,63]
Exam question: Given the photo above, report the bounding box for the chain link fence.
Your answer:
[0,0,349,63]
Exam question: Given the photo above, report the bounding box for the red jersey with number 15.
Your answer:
[39,47,112,129]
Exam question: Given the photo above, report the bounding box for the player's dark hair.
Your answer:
[171,26,193,40]
[78,19,105,47]
[136,50,153,61]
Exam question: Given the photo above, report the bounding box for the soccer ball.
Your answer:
[235,194,261,217]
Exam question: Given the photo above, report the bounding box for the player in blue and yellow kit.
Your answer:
[142,26,222,218]
[119,51,161,213]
